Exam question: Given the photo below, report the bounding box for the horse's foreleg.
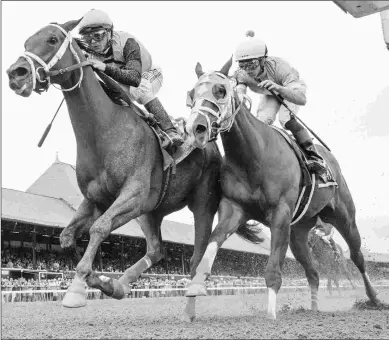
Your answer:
[60,199,101,249]
[184,177,219,323]
[266,203,292,320]
[117,213,164,288]
[62,181,150,308]
[289,220,320,312]
[186,198,245,297]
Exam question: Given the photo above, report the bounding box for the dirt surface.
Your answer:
[2,287,389,339]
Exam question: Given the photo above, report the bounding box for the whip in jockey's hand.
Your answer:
[232,30,327,176]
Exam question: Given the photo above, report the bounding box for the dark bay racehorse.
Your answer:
[183,58,379,320]
[309,220,357,295]
[6,19,230,309]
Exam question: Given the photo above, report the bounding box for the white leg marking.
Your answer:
[267,287,277,320]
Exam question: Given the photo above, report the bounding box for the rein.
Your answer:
[21,24,90,93]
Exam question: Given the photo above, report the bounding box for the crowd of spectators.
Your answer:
[2,239,388,293]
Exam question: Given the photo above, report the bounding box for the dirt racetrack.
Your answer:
[2,287,389,339]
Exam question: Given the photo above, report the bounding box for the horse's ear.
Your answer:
[220,55,233,76]
[62,18,83,33]
[195,62,204,79]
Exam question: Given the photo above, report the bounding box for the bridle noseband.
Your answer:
[22,24,89,93]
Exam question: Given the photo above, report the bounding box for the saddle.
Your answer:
[270,126,338,225]
[94,70,195,172]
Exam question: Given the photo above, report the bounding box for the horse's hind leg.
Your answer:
[320,193,379,303]
[290,218,320,311]
[327,278,333,296]
[333,276,341,295]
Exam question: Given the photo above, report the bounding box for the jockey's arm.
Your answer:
[276,61,307,106]
[104,38,142,87]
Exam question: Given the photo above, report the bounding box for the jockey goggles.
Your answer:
[238,59,260,71]
[81,29,109,43]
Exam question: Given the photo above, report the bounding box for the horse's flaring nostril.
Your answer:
[13,67,29,78]
[195,125,207,134]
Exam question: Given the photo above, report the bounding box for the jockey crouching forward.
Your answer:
[314,222,341,259]
[233,31,327,176]
[78,9,184,150]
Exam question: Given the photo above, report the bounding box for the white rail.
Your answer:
[2,284,388,296]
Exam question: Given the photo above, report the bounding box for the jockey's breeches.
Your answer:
[117,67,163,105]
[256,83,306,128]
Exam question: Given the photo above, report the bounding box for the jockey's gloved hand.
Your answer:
[234,69,258,87]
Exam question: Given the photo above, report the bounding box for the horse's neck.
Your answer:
[63,67,127,146]
[221,108,271,165]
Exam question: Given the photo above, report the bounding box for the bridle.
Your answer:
[21,24,90,93]
[190,72,251,142]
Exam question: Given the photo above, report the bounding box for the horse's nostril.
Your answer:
[14,67,29,78]
[195,124,207,134]
[9,67,29,79]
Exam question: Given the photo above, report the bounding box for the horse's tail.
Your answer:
[236,223,264,244]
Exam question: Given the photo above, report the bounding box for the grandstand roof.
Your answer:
[26,153,83,209]
[1,187,273,256]
[2,188,75,228]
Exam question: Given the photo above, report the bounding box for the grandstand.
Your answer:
[1,154,388,285]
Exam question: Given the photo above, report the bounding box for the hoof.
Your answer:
[184,296,196,323]
[311,303,318,312]
[62,291,87,308]
[185,283,207,297]
[109,279,127,299]
[367,290,379,304]
[86,275,128,300]
[266,312,277,320]
[183,314,196,323]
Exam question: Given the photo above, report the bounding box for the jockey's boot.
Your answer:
[145,98,184,150]
[285,117,327,176]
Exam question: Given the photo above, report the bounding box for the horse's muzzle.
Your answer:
[7,60,33,97]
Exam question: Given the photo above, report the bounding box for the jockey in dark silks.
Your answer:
[232,31,327,176]
[77,9,184,150]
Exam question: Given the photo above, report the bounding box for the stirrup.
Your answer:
[307,159,327,175]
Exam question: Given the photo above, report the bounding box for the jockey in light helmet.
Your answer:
[233,31,327,176]
[78,9,184,150]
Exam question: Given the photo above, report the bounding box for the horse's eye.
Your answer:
[47,37,58,45]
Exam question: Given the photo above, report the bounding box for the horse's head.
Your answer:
[185,57,236,149]
[6,18,83,97]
